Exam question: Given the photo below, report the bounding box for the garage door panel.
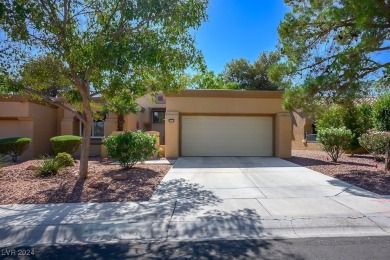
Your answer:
[181,116,273,156]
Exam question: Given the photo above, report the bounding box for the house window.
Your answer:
[80,120,104,138]
[156,92,165,104]
[152,111,165,124]
[305,124,318,143]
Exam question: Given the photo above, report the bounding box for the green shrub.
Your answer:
[54,152,75,167]
[373,93,390,131]
[0,137,32,162]
[35,156,62,177]
[316,103,374,150]
[103,131,158,168]
[359,130,390,161]
[50,135,82,155]
[316,105,344,130]
[317,127,354,162]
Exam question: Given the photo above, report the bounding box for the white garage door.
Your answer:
[181,116,273,156]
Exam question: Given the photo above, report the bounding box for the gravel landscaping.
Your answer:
[286,150,390,195]
[1,150,388,204]
[0,159,171,204]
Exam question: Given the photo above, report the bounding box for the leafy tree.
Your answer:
[103,92,141,131]
[223,51,281,90]
[373,92,390,131]
[316,102,374,151]
[271,0,390,108]
[20,56,71,97]
[189,70,242,90]
[223,58,253,89]
[0,0,208,179]
[316,105,344,130]
[253,51,281,90]
[189,71,224,89]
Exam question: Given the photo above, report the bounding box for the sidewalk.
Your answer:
[1,158,390,247]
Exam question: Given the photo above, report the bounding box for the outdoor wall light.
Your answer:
[168,119,174,123]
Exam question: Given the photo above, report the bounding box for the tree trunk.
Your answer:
[79,113,93,179]
[385,140,390,173]
[117,114,125,131]
[68,66,93,179]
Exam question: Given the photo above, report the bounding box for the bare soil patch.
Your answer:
[0,159,171,204]
[286,150,390,195]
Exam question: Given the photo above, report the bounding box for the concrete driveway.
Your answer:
[154,157,390,240]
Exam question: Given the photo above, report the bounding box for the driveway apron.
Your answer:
[154,157,390,240]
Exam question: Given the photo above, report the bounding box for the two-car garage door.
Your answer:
[181,116,273,156]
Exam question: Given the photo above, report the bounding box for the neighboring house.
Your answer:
[291,110,321,151]
[291,97,377,151]
[0,95,59,161]
[0,90,292,160]
[0,93,166,160]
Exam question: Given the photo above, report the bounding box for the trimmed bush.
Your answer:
[317,127,354,162]
[35,156,62,177]
[359,130,390,161]
[54,152,75,167]
[373,92,390,131]
[103,130,158,168]
[0,137,32,162]
[50,135,82,155]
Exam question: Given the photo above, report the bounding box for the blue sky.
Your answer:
[194,0,290,74]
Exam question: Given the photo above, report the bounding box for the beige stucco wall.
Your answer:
[165,112,179,158]
[104,112,117,138]
[275,112,292,158]
[56,108,64,135]
[291,110,321,150]
[0,101,29,118]
[29,103,58,157]
[166,97,284,114]
[0,96,58,160]
[165,90,291,159]
[124,94,167,145]
[124,113,140,131]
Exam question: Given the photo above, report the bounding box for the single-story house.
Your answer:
[0,90,292,160]
[164,90,291,158]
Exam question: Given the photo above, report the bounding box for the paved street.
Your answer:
[2,237,390,260]
[0,157,390,247]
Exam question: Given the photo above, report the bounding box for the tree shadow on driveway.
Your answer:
[0,178,281,249]
[2,176,301,258]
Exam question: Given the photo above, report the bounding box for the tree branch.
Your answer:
[22,85,84,122]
